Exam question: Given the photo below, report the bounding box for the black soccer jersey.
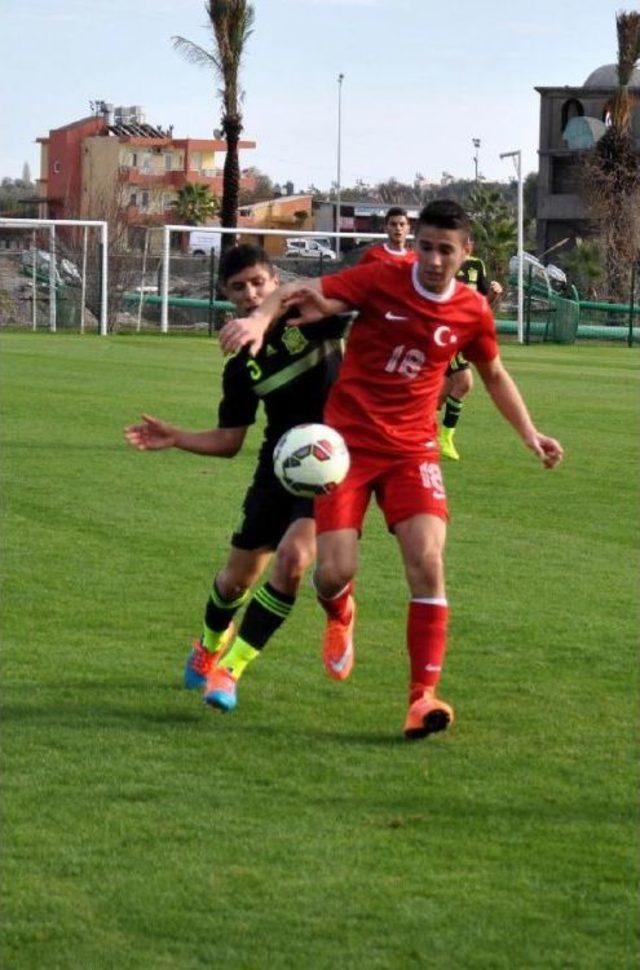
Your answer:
[456,256,489,296]
[218,313,347,481]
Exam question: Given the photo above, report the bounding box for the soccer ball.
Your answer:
[273,423,350,498]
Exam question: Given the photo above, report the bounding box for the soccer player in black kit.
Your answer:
[438,249,503,460]
[125,245,346,712]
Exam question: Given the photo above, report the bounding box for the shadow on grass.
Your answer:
[1,699,202,728]
[1,697,403,747]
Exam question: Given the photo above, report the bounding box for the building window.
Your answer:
[131,152,138,168]
[141,191,150,210]
[53,160,61,174]
[164,154,173,171]
[129,192,137,207]
[561,99,584,130]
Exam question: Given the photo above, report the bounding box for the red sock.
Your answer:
[317,582,353,623]
[407,599,449,702]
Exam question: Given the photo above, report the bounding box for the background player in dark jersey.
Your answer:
[219,202,563,742]
[439,246,503,460]
[360,206,414,265]
[125,245,345,713]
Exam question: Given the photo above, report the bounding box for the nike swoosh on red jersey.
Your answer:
[384,311,409,321]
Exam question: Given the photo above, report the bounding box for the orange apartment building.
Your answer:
[36,102,256,241]
[237,194,314,255]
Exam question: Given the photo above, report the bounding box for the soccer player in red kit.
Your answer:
[360,207,415,266]
[220,200,564,741]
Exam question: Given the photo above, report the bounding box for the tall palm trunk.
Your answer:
[220,116,243,252]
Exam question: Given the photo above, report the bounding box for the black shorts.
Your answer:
[231,474,313,551]
[445,352,470,377]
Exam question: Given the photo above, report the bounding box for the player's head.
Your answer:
[414,200,472,292]
[219,244,280,314]
[384,207,410,248]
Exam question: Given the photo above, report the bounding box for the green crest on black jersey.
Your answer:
[281,327,308,356]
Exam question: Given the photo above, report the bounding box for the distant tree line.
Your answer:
[0,164,38,217]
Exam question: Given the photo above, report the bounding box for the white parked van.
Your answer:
[284,238,336,260]
[188,230,222,257]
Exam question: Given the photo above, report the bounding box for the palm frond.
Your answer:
[616,11,640,86]
[206,0,255,110]
[172,35,220,72]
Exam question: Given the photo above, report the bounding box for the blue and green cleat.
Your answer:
[183,625,235,690]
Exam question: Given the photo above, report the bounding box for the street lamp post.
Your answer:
[336,73,344,258]
[472,138,481,182]
[500,149,523,344]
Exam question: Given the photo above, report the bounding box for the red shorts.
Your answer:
[314,448,449,535]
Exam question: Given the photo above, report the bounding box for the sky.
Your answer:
[1,0,628,191]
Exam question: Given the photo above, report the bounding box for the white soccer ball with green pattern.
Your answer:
[273,423,350,498]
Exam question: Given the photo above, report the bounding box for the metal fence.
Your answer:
[0,219,108,333]
[1,219,637,344]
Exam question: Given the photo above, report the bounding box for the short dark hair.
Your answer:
[219,244,275,283]
[385,206,408,224]
[417,200,471,235]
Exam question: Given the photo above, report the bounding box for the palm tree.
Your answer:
[171,183,218,226]
[560,240,604,299]
[584,11,640,300]
[173,1,255,254]
[467,185,517,282]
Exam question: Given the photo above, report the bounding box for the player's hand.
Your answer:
[524,431,564,469]
[124,414,178,451]
[487,281,503,309]
[282,286,335,325]
[219,316,267,356]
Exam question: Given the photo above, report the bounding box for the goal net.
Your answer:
[0,218,108,334]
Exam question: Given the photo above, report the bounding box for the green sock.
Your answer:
[218,637,260,680]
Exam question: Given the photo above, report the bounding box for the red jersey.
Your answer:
[321,261,499,456]
[359,243,416,266]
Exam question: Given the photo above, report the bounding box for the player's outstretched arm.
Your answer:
[281,284,349,325]
[219,282,302,356]
[474,358,564,469]
[219,280,350,356]
[124,414,246,458]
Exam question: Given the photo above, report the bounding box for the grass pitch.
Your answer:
[1,333,637,969]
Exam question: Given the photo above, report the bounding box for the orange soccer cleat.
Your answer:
[203,666,238,712]
[183,625,235,690]
[322,596,356,681]
[403,691,454,740]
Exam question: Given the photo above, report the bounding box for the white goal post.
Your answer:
[0,217,108,335]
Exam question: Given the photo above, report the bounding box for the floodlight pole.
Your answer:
[336,73,344,259]
[472,138,481,182]
[500,149,523,343]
